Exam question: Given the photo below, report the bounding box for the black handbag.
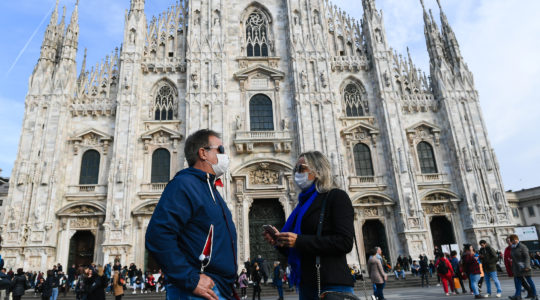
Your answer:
[316,190,369,300]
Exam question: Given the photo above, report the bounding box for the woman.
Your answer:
[41,271,54,300]
[10,268,28,300]
[393,263,405,280]
[264,151,355,300]
[435,253,456,296]
[237,269,248,300]
[86,267,106,300]
[251,263,262,300]
[461,245,484,299]
[112,270,124,300]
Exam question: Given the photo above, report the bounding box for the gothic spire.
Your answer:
[362,0,377,17]
[79,48,87,79]
[39,0,60,61]
[437,0,463,68]
[420,0,444,67]
[130,0,145,13]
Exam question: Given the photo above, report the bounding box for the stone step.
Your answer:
[21,270,540,299]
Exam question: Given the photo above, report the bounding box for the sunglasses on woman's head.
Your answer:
[204,145,225,154]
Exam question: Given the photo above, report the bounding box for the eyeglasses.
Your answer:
[203,145,225,154]
[293,163,309,173]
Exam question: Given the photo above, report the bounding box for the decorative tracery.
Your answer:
[153,84,176,121]
[343,83,366,117]
[246,11,269,57]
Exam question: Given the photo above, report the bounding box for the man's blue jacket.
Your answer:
[145,167,237,298]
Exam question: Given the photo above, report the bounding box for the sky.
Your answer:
[0,0,539,191]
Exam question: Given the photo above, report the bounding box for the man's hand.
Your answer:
[192,274,218,300]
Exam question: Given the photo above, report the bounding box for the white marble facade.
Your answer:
[2,0,514,272]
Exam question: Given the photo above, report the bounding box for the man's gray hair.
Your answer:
[184,129,221,167]
[299,151,337,193]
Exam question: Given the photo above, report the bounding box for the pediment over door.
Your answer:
[140,126,183,153]
[341,122,379,146]
[234,64,285,91]
[406,121,441,146]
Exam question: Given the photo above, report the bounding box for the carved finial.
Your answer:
[419,0,425,10]
[436,0,442,10]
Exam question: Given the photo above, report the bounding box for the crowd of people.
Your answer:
[364,235,539,300]
[0,259,171,300]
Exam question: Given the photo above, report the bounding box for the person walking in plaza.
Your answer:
[419,254,430,288]
[461,245,484,299]
[504,237,533,298]
[237,269,248,300]
[435,253,456,296]
[273,262,284,300]
[112,270,124,300]
[0,268,11,300]
[146,129,237,300]
[263,151,356,300]
[478,240,502,297]
[252,264,262,300]
[10,268,29,300]
[509,234,538,300]
[368,248,387,300]
[450,250,467,294]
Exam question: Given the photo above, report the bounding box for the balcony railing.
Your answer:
[348,176,386,191]
[141,183,167,193]
[415,173,451,188]
[235,131,291,141]
[234,131,292,153]
[67,185,108,194]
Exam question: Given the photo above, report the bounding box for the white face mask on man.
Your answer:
[207,153,230,178]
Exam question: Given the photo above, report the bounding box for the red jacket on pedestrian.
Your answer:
[504,246,513,277]
[435,257,454,277]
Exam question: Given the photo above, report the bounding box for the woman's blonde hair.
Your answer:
[299,151,337,193]
[97,266,104,276]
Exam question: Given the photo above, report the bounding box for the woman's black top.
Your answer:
[280,188,355,289]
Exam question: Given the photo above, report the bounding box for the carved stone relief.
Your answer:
[249,169,279,185]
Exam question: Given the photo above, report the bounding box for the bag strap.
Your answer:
[315,190,330,297]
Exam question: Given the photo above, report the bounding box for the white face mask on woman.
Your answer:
[207,154,230,178]
[294,172,314,190]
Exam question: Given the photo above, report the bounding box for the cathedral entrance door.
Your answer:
[145,251,160,273]
[429,216,456,249]
[249,199,286,265]
[68,231,95,267]
[362,220,390,263]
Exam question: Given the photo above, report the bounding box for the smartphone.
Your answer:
[262,225,278,240]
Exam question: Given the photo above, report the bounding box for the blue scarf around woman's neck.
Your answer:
[281,183,318,288]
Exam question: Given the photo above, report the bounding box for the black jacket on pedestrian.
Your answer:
[10,274,28,296]
[479,244,498,273]
[0,272,10,291]
[278,188,355,289]
[41,277,54,298]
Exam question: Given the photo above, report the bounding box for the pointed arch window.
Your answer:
[417,142,438,174]
[353,143,374,176]
[246,11,269,57]
[151,148,171,183]
[79,150,100,185]
[344,83,365,117]
[249,94,274,131]
[154,85,175,121]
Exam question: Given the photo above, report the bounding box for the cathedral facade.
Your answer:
[2,0,514,272]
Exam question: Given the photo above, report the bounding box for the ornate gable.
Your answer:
[69,129,113,155]
[341,122,379,146]
[406,121,441,146]
[234,64,285,91]
[141,126,183,153]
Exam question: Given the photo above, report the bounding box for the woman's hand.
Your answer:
[276,232,298,248]
[262,225,279,246]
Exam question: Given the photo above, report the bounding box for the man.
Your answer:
[478,240,502,297]
[419,254,430,287]
[272,262,283,300]
[128,263,137,289]
[508,234,538,300]
[411,261,420,276]
[146,129,237,300]
[368,248,387,300]
[504,237,533,298]
[0,268,10,300]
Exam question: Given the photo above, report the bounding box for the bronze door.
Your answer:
[362,220,390,262]
[68,231,95,267]
[249,199,286,264]
[430,216,456,248]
